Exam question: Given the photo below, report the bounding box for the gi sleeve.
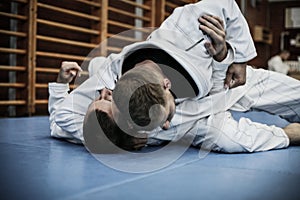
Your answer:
[49,56,113,142]
[48,82,82,143]
[148,0,256,63]
[209,45,235,94]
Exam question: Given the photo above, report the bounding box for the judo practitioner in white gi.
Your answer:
[49,0,300,153]
[268,50,291,75]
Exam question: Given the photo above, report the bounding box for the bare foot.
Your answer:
[283,123,300,145]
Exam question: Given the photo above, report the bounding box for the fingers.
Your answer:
[122,139,147,151]
[199,15,224,32]
[232,76,246,88]
[57,61,83,83]
[69,70,77,77]
[133,143,147,151]
[199,15,225,40]
[204,42,217,56]
[225,70,244,89]
[224,71,233,89]
[225,63,247,89]
[62,61,82,71]
[132,133,147,143]
[199,15,227,61]
[132,138,148,151]
[162,120,170,130]
[210,15,224,29]
[61,61,83,77]
[225,75,244,89]
[130,134,148,150]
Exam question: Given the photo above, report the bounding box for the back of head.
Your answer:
[280,49,289,55]
[280,49,290,60]
[113,67,166,131]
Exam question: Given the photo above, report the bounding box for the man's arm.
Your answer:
[224,62,247,88]
[198,15,227,62]
[49,57,109,142]
[150,0,256,89]
[48,62,83,143]
[198,14,243,91]
[197,2,253,89]
[150,0,256,60]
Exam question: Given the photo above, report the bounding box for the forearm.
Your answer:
[48,60,112,142]
[149,0,256,62]
[48,82,82,142]
[210,45,235,94]
[54,74,103,137]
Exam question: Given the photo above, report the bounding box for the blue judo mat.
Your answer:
[0,111,299,200]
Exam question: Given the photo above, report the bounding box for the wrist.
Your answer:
[213,43,228,62]
[57,77,64,83]
[57,76,69,84]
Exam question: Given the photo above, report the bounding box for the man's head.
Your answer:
[280,50,290,61]
[113,59,175,132]
[83,57,176,153]
[83,88,147,153]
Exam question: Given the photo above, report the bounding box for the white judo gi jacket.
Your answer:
[49,0,298,152]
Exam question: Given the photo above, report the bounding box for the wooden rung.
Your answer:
[79,71,89,76]
[36,51,86,61]
[75,0,101,7]
[34,99,48,104]
[37,19,100,35]
[37,3,100,21]
[108,6,150,22]
[134,27,152,34]
[0,83,26,88]
[124,27,152,34]
[35,83,48,88]
[165,12,171,17]
[0,29,27,37]
[108,20,135,29]
[0,47,26,54]
[0,11,27,20]
[120,0,151,10]
[107,46,122,52]
[9,0,28,3]
[165,2,180,9]
[0,100,26,106]
[183,0,197,3]
[37,35,98,48]
[36,67,89,76]
[0,66,26,71]
[107,33,141,42]
[36,67,59,73]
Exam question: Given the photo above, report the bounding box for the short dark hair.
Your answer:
[280,49,290,54]
[113,67,166,131]
[83,109,141,153]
